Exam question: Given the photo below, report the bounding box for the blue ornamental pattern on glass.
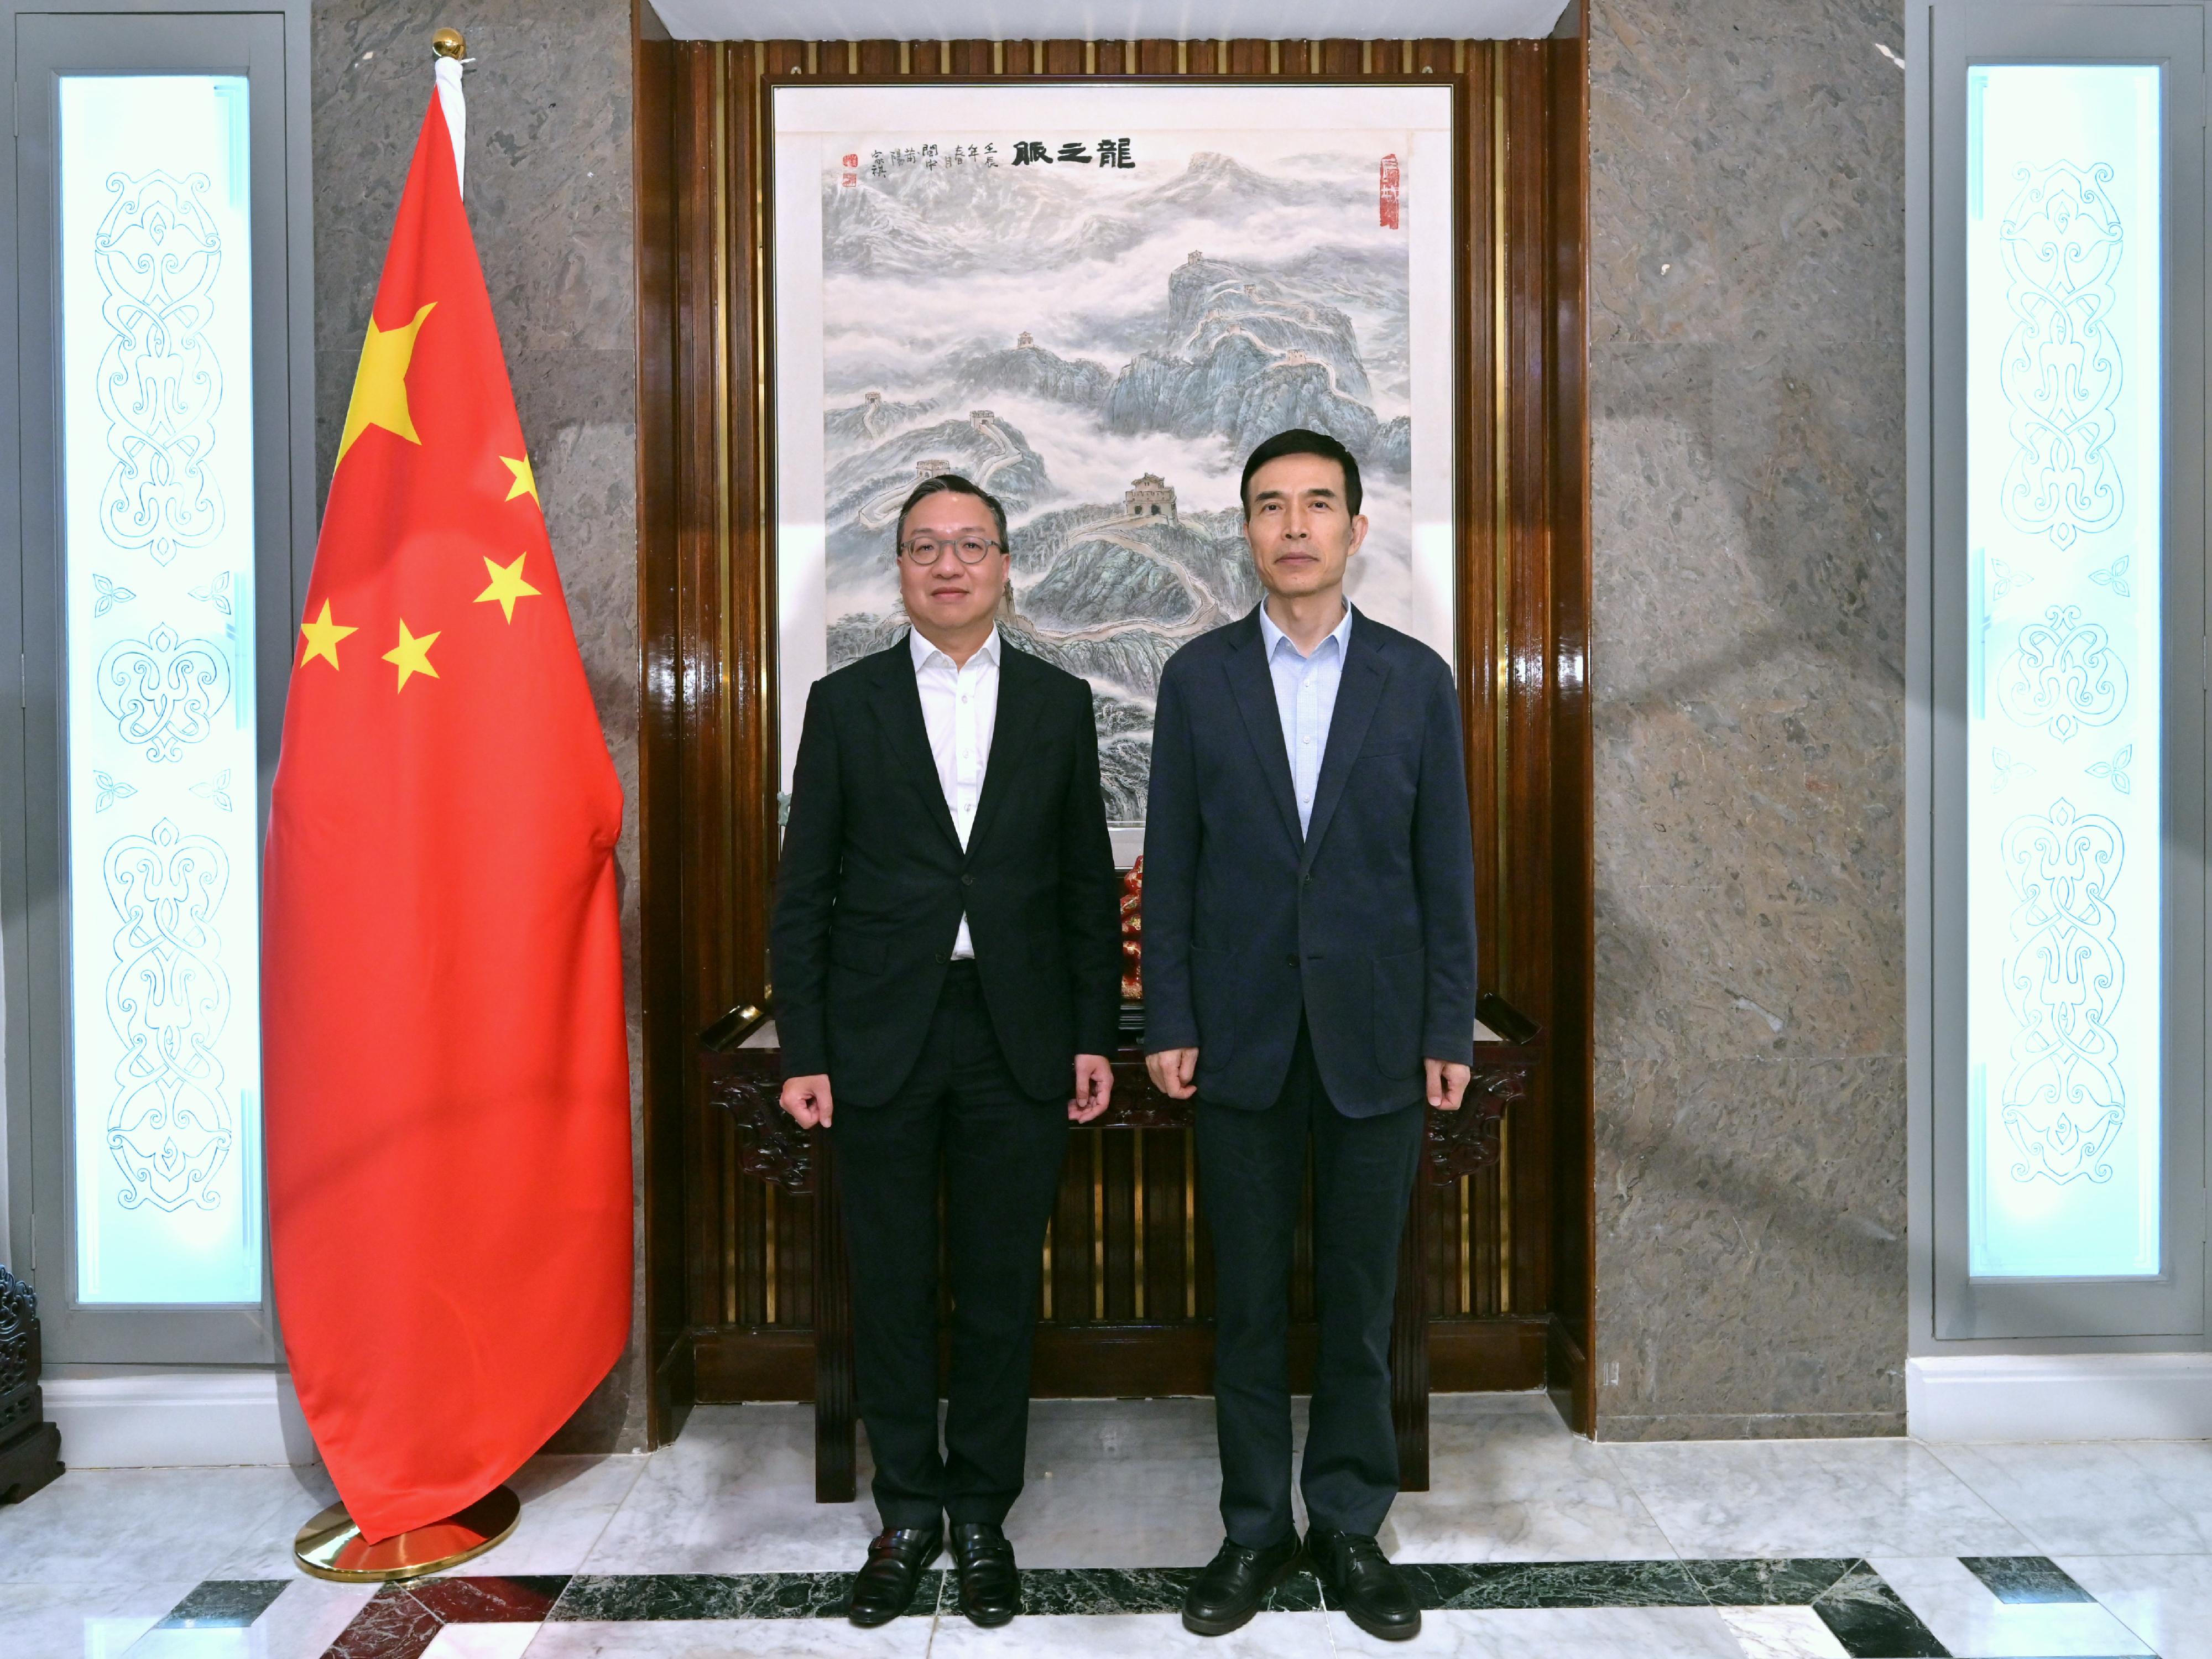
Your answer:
[1997,604,2127,741]
[1998,799,2126,1185]
[1997,160,2126,549]
[92,171,227,565]
[102,818,234,1213]
[96,621,232,763]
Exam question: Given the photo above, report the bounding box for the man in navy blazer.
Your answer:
[1144,429,1477,1644]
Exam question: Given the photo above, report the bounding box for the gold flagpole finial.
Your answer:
[431,27,466,60]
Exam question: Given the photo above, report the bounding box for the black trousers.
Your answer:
[833,961,1068,1529]
[1198,1019,1423,1547]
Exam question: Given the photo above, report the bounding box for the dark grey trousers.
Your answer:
[1198,1020,1423,1547]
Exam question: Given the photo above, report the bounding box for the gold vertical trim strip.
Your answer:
[940,40,951,74]
[1491,45,1512,984]
[1092,1133,1105,1320]
[1032,39,1044,75]
[1133,1133,1147,1319]
[1269,40,1281,75]
[804,40,817,75]
[1084,39,1096,74]
[1458,1172,1471,1315]
[1041,1217,1054,1320]
[1215,40,1227,74]
[1185,1126,1197,1318]
[993,39,1004,75]
[899,39,910,75]
[1402,39,1413,74]
[1177,40,1188,75]
[723,1119,738,1323]
[1498,1113,1512,1314]
[1308,39,1320,74]
[1361,40,1373,75]
[764,1183,779,1324]
[847,40,858,75]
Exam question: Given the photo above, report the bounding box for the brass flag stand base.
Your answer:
[293,1485,520,1582]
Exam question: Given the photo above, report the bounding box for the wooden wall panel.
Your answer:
[633,31,1593,1439]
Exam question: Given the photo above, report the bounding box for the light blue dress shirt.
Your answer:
[1258,602,1353,835]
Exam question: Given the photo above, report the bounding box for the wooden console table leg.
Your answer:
[812,1126,858,1504]
[1389,1172,1430,1493]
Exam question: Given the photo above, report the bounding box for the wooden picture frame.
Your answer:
[763,76,1465,843]
[633,29,1593,1451]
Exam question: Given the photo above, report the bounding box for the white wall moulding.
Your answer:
[41,1368,317,1467]
[647,2,1574,43]
[1909,1352,2212,1441]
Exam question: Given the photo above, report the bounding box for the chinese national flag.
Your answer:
[264,91,630,1542]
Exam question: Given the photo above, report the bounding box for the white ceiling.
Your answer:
[648,1,1574,43]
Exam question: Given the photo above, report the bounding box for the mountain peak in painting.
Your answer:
[813,126,1431,820]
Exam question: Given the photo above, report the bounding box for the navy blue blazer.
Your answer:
[1141,605,1478,1117]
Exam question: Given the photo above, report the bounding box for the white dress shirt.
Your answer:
[1258,601,1353,835]
[911,624,1001,958]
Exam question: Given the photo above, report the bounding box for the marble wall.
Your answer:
[310,0,645,1451]
[295,0,1911,1452]
[1587,0,1908,1436]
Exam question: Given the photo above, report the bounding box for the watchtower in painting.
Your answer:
[1125,472,1177,524]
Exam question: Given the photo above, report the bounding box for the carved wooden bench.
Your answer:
[701,1002,1537,1503]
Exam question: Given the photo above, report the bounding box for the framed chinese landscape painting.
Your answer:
[768,80,1462,844]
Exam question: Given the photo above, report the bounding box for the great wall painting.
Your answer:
[816,132,1432,821]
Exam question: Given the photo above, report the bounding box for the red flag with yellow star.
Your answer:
[263,88,630,1542]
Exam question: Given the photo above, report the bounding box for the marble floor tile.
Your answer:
[1957,1553,2094,1603]
[431,1458,647,1579]
[1010,1396,1300,1568]
[1866,1555,2152,1657]
[1610,1438,2033,1559]
[929,1610,1331,1657]
[197,1472,341,1583]
[2054,1554,2212,1659]
[524,1618,935,1658]
[0,1580,199,1659]
[1931,1439,2212,1556]
[418,1626,540,1659]
[1383,1395,1677,1562]
[0,1467,330,1585]
[246,1579,380,1659]
[1713,1605,1852,1659]
[1323,1605,1750,1657]
[581,1405,881,1574]
[126,1631,255,1659]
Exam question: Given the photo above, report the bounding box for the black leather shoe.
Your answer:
[847,1524,941,1626]
[950,1521,1021,1626]
[1307,1527,1420,1641]
[1181,1533,1303,1636]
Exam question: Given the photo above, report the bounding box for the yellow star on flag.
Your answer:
[336,301,437,468]
[500,453,539,504]
[298,600,358,670]
[475,552,542,623]
[382,620,441,691]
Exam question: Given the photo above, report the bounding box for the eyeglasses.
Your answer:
[899,535,1002,566]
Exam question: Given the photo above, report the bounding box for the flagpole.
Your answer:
[286,22,524,1584]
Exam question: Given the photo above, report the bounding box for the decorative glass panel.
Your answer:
[1965,65,2163,1279]
[59,76,262,1303]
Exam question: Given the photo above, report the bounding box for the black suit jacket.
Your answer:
[771,636,1122,1107]
[1142,606,1478,1117]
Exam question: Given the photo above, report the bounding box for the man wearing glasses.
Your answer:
[773,474,1121,1630]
